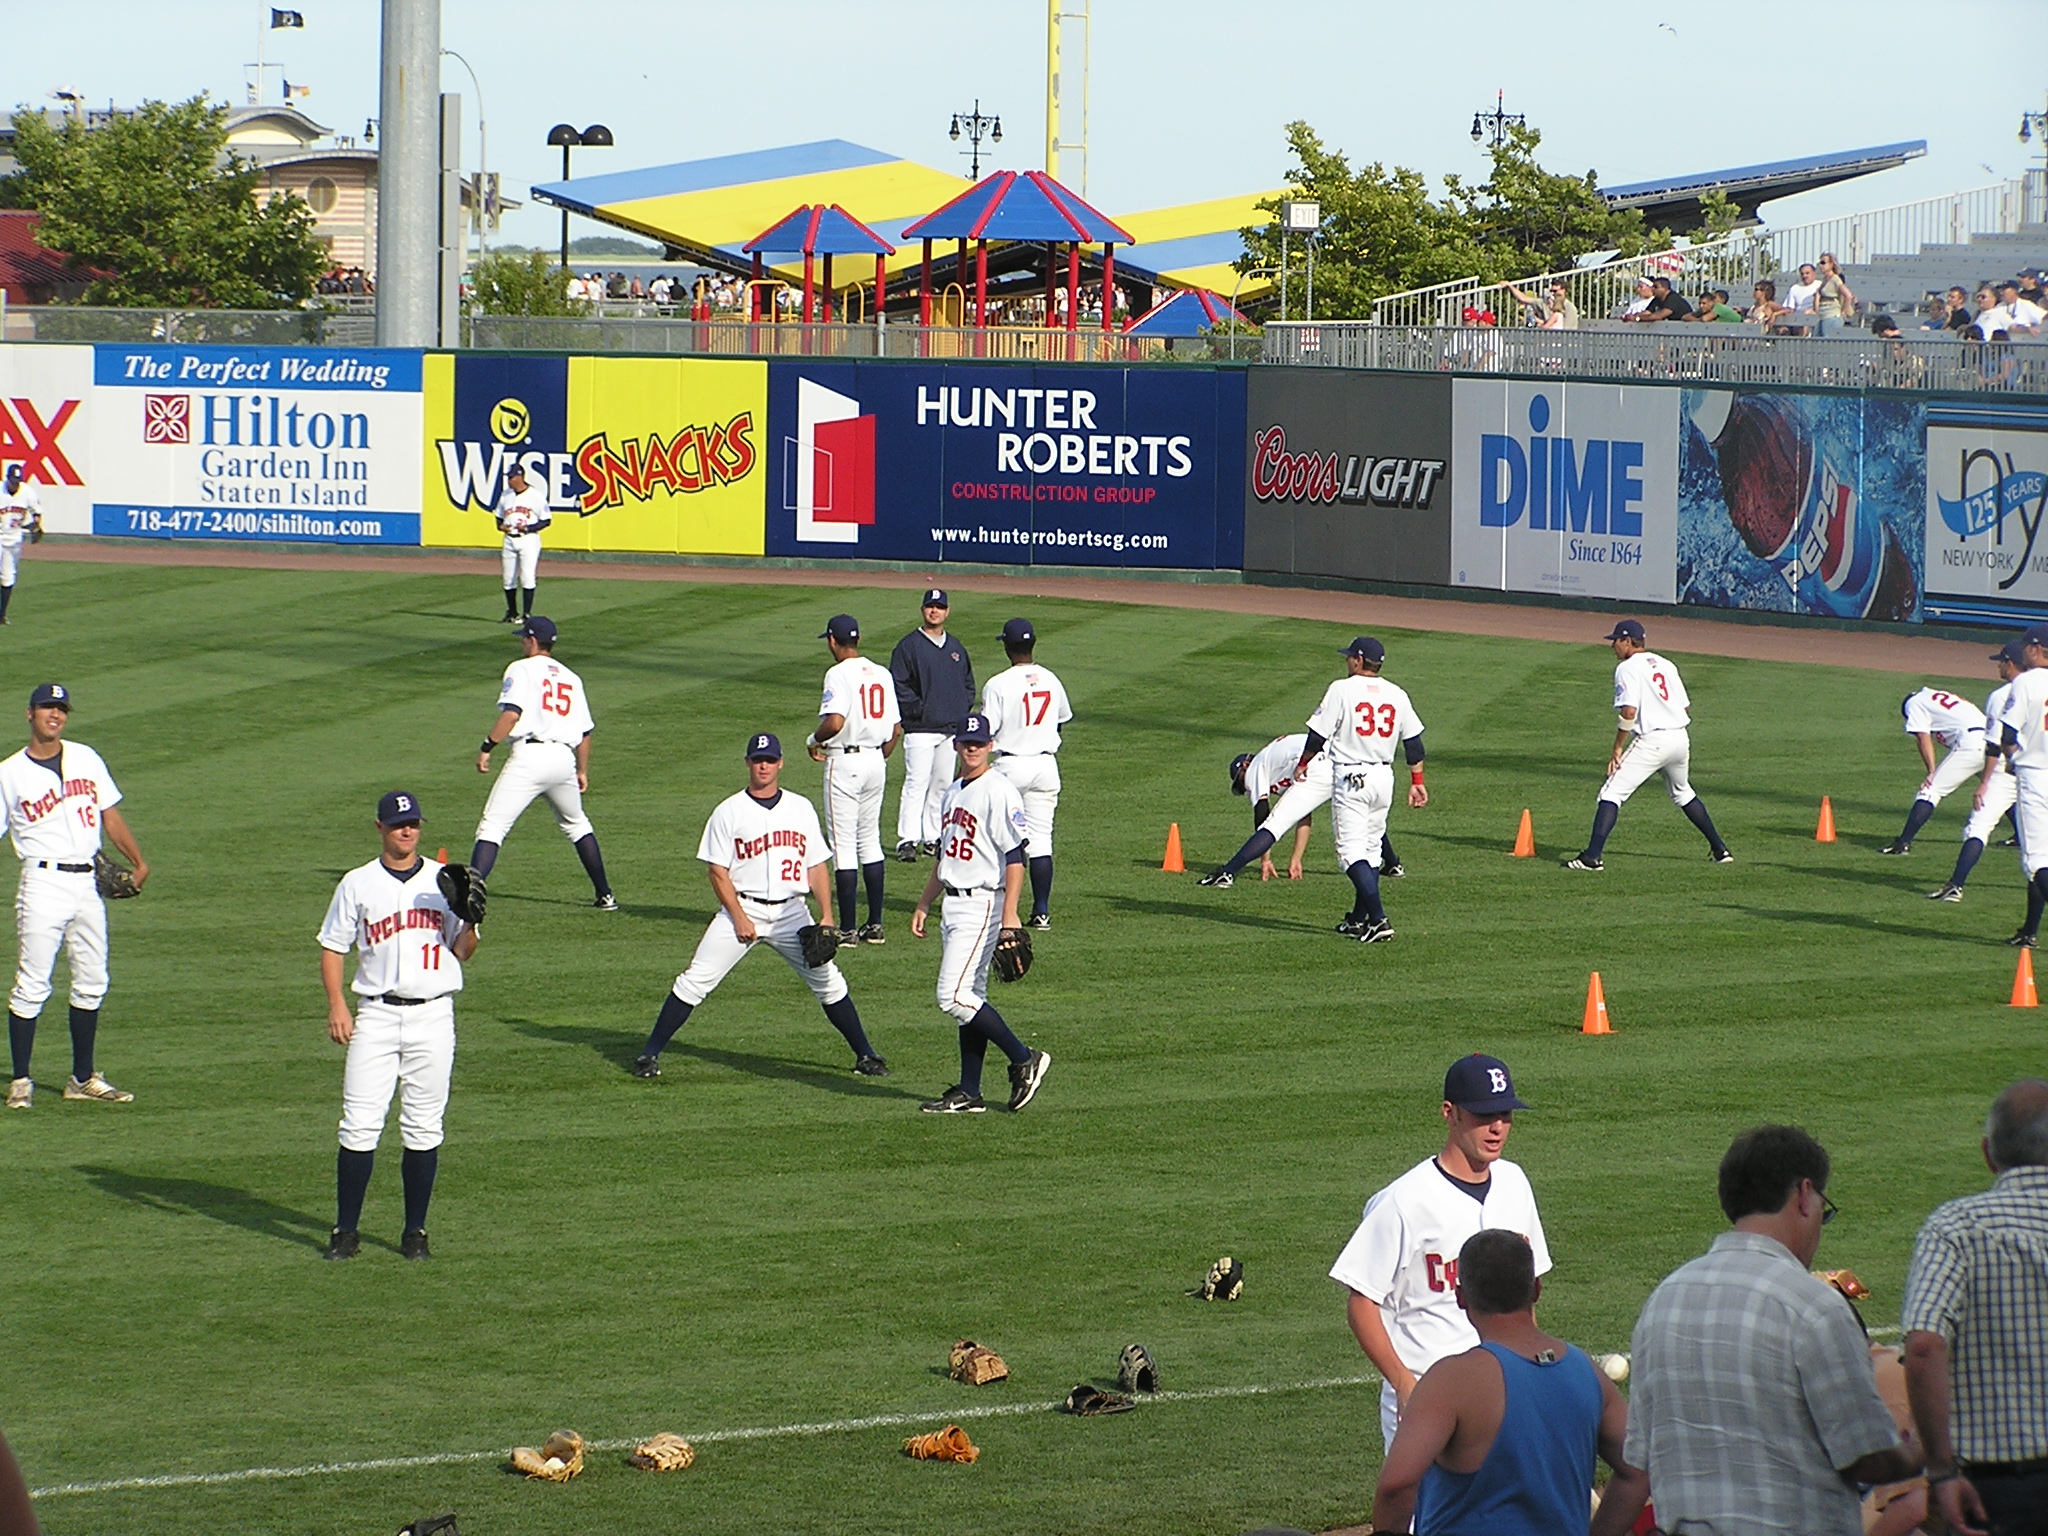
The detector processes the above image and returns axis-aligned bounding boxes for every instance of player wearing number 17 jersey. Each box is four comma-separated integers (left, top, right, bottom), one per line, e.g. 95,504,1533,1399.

981,618,1072,930
808,615,901,944
1565,621,1731,871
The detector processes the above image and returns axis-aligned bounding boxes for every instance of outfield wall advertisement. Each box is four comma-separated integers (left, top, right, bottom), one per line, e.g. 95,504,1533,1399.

1920,399,2048,626
0,345,92,535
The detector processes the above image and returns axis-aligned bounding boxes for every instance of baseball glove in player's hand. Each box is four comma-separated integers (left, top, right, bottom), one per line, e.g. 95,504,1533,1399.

798,923,840,968
992,926,1032,982
93,852,141,900
437,863,487,925
28,521,42,545
627,1433,696,1472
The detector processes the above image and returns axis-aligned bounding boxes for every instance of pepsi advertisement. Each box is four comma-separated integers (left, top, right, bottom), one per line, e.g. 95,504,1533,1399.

763,361,1246,568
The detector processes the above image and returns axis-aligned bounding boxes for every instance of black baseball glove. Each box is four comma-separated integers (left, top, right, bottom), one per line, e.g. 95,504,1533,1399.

93,852,141,900
1201,1255,1245,1302
798,923,840,968
436,862,487,925
992,926,1032,983
1116,1343,1159,1394
28,520,43,545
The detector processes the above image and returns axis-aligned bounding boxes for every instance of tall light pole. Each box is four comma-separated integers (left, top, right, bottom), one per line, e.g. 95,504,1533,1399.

1470,90,1526,149
2021,94,2048,221
375,0,440,349
441,48,486,261
546,122,613,271
949,102,1002,182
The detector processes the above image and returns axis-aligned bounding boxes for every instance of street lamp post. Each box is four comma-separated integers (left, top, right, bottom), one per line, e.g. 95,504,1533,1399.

949,102,1002,182
441,49,486,262
1469,90,1526,149
546,122,613,271
1229,266,1281,361
2021,94,2048,222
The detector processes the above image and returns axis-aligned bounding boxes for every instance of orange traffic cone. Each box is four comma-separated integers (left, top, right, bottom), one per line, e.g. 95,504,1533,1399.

2013,949,2038,1008
1511,809,1535,858
1161,823,1185,873
437,847,449,863
1581,972,1612,1034
1815,797,1836,843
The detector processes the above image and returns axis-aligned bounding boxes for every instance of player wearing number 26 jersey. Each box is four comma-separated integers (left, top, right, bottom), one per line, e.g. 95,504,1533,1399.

469,617,615,910
981,617,1072,931
809,615,901,944
1566,621,1731,872
1881,686,1987,856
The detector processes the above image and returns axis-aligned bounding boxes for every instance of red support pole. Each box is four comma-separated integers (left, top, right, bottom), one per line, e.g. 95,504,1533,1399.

956,238,968,305
823,253,834,323
750,253,764,321
875,252,886,330
1066,242,1080,334
1044,242,1056,326
1101,244,1115,333
919,238,933,326
802,252,815,324
974,241,988,328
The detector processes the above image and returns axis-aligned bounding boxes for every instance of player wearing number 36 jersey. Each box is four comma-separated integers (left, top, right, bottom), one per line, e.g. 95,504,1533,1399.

809,615,900,944
1566,621,1731,871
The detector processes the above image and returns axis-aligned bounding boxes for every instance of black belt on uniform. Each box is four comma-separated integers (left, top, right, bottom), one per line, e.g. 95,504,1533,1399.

33,861,92,873
375,993,436,1007
827,744,869,753
515,736,564,746
1965,1456,2048,1478
746,893,798,904
944,885,994,897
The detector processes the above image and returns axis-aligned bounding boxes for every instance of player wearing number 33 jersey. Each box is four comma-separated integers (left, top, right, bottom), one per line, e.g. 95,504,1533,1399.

1566,620,1731,872
469,616,615,910
809,615,901,944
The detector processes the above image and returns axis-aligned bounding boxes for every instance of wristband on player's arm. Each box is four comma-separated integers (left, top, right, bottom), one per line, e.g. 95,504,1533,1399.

480,738,497,754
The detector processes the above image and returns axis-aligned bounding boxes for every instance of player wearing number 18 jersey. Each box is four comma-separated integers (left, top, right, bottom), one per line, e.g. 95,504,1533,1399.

1565,621,1731,871
808,615,901,944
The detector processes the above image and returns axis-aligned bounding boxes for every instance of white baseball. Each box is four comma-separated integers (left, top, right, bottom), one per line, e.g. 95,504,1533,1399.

1598,1352,1630,1383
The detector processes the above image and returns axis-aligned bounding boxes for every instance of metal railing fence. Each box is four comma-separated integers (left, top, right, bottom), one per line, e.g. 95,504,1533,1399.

0,305,374,346
462,315,1233,362
1264,320,2048,396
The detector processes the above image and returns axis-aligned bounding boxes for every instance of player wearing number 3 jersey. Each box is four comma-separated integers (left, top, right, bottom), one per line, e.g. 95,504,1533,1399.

470,616,615,910
1566,621,1732,872
809,615,900,944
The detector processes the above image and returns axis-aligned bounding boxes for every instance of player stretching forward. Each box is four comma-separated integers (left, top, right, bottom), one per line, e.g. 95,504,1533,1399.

1930,642,2023,904
910,713,1051,1113
470,617,615,910
0,463,43,625
494,463,549,624
1981,626,2048,949
317,792,479,1260
1880,685,1986,856
1201,734,1408,887
1297,637,1427,942
3,683,149,1108
808,615,900,943
632,733,887,1081
1565,620,1732,871
981,618,1071,930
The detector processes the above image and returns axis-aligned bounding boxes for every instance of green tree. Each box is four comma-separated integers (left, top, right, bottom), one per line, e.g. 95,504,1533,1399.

466,250,592,317
1442,123,1664,276
9,96,326,308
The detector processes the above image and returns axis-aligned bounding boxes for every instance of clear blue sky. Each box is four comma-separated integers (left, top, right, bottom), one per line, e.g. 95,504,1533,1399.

9,0,2046,250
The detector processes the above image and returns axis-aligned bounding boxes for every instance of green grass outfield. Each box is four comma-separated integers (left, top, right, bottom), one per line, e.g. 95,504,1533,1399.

1,559,2031,1536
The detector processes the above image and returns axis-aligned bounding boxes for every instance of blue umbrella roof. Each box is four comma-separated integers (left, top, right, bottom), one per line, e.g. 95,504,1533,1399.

742,203,896,257
901,170,1133,245
1125,288,1249,336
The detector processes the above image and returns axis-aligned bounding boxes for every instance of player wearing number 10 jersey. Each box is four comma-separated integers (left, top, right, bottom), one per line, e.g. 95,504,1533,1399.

1566,620,1731,871
809,615,901,944
470,617,615,910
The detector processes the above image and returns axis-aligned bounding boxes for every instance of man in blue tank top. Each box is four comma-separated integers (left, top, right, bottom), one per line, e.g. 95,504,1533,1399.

1370,1230,1647,1536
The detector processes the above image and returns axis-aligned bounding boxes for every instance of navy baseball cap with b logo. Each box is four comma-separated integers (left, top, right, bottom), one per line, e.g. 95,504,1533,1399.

955,713,994,744
1341,636,1385,663
820,614,859,643
517,615,557,645
1993,639,2026,663
2022,624,2048,651
1000,618,1035,646
745,732,783,760
377,790,423,826
1445,1053,1529,1112
28,683,69,710
1604,619,1647,643
922,588,949,608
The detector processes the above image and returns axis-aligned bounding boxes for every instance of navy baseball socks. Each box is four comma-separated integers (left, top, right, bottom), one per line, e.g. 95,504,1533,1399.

501,587,518,621
329,1147,436,1254
636,991,878,1071
522,584,536,618
469,840,499,880
1681,798,1732,858
1950,838,1988,890
7,1006,100,1081
1344,861,1386,927
573,833,613,903
835,868,859,932
1888,797,1938,852
1028,856,1053,921
955,1004,1029,1098
0,583,14,622
1575,798,1728,865
862,860,886,928
1213,828,1276,881
335,1147,375,1233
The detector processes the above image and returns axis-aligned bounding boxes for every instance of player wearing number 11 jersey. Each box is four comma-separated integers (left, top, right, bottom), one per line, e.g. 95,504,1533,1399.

1566,621,1731,871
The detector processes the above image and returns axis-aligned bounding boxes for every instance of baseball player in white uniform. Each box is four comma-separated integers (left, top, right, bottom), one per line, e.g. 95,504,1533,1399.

631,733,888,1081
317,791,479,1261
1331,1053,1551,1450
1931,642,2024,904
808,615,900,943
0,463,43,626
981,618,1071,930
910,713,1052,1114
1881,686,1988,856
470,616,615,910
1298,637,1428,942
1982,625,2048,948
495,463,549,624
3,683,149,1110
1201,733,1410,888
1566,620,1732,871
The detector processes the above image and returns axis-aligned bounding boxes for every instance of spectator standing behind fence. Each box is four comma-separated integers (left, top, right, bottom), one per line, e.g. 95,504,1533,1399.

1814,253,1857,336
1781,263,1822,333
1626,1125,1922,1536
1508,281,1579,329
1901,1079,2048,1536
1368,1229,1648,1536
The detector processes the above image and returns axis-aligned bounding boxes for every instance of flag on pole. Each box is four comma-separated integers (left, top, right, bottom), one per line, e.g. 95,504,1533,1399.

284,81,311,99
271,8,305,27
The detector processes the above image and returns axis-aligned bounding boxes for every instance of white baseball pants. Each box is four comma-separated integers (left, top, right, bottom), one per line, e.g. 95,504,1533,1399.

0,538,22,587
11,865,108,1016
475,740,592,845
1331,765,1393,870
1965,768,2019,844
672,895,848,1007
823,749,886,868
896,732,954,845
1261,759,1334,842
339,995,455,1152
501,532,540,589
2015,768,2048,878
1920,739,1987,805
936,885,1004,1024
1600,729,1697,808
994,753,1061,858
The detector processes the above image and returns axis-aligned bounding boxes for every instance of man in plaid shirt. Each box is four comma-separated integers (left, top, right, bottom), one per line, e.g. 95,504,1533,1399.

1904,1079,2048,1536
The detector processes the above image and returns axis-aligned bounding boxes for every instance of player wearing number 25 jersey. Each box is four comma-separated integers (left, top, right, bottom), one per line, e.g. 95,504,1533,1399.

470,616,615,910
1881,686,1987,857
1566,621,1731,872
809,615,901,944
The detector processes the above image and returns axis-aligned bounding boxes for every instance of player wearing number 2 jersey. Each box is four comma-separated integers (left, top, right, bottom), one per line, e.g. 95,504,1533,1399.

809,615,901,944
470,617,615,910
1880,686,1987,856
1565,621,1731,872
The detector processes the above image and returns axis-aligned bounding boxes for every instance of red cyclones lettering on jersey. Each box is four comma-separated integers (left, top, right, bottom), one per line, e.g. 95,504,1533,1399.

1424,1253,1460,1292
731,827,808,862
17,777,101,824
942,805,980,840
360,905,447,945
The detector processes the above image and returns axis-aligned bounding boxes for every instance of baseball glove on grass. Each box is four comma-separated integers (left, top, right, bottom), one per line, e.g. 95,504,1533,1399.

436,862,486,925
903,1425,979,1462
1116,1343,1159,1394
1200,1256,1245,1302
992,926,1032,982
1063,1384,1135,1416
948,1340,1009,1385
93,852,141,900
510,1430,583,1481
797,923,840,967
628,1432,696,1472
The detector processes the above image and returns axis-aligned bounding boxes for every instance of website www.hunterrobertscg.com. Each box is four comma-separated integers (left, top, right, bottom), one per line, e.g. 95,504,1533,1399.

931,526,1169,553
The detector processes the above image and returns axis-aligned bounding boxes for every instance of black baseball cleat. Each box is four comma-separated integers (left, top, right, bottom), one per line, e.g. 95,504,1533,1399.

1380,861,1406,879
1563,856,1604,872
1878,841,1911,856
500,612,521,624
1710,848,1735,864
1028,912,1051,931
853,1054,891,1077
920,1085,985,1114
1357,919,1395,944
918,841,938,857
857,922,886,944
2000,835,2020,848
1197,870,1234,888
895,841,920,863
2009,930,2039,949
323,1228,361,1261
1334,918,1369,937
400,1228,431,1261
631,1054,662,1078
1007,1049,1052,1112
593,893,619,911
1928,884,1964,902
